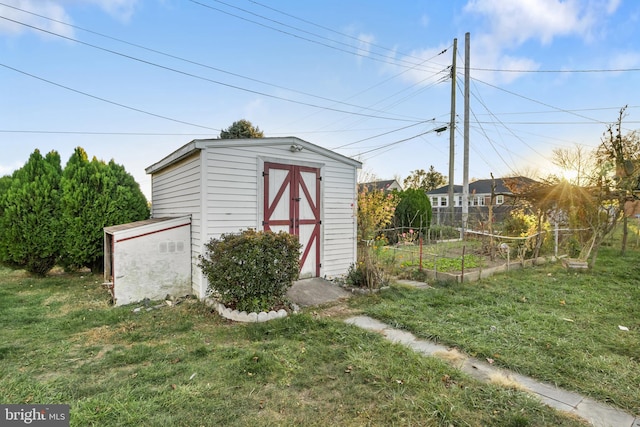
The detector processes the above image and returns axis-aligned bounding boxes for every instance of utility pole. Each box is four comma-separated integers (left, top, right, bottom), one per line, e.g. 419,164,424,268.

448,38,457,226
462,32,470,238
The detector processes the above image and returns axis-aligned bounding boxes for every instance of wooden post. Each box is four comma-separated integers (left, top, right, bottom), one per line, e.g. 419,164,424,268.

461,245,466,282
419,237,423,272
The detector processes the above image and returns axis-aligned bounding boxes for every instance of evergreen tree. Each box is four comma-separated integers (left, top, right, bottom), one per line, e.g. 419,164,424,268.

103,159,149,228
393,188,432,232
0,149,62,275
219,119,264,139
60,148,149,272
0,175,12,218
60,148,101,271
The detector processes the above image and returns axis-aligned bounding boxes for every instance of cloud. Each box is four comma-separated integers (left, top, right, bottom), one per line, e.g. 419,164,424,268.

420,14,429,28
469,33,541,84
0,1,75,37
457,0,622,84
609,51,640,70
0,0,139,38
395,45,452,86
356,33,375,58
463,0,620,47
84,0,139,22
0,161,23,177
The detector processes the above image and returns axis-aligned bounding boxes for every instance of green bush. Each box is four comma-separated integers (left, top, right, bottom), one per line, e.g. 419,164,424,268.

0,150,62,275
198,229,301,313
427,225,459,241
60,148,149,272
345,260,387,289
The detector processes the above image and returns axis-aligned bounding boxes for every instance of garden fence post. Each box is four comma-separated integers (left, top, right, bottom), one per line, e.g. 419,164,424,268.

419,237,423,272
555,222,559,259
461,245,466,282
433,254,437,278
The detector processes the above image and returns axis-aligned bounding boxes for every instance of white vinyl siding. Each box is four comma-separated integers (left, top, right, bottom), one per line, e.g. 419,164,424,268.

320,162,357,278
200,144,357,280
150,152,202,294
149,138,360,298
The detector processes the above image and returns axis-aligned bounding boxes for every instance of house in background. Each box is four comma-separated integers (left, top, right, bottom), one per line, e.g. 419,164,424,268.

426,177,535,227
358,179,403,193
142,137,362,300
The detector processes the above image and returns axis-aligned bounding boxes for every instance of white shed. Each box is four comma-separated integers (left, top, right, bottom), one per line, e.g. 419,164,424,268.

145,137,362,299
104,216,191,306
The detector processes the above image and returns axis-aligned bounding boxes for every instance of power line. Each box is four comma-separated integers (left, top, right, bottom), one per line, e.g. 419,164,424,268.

0,63,221,131
471,67,640,73
464,78,547,160
278,49,450,133
0,15,420,123
356,126,442,157
332,119,436,150
454,126,501,175
470,76,609,125
247,0,433,65
190,0,444,72
0,130,216,136
468,105,640,116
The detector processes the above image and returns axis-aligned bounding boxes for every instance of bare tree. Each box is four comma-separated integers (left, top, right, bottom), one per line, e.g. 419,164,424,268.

552,144,595,187
595,106,640,255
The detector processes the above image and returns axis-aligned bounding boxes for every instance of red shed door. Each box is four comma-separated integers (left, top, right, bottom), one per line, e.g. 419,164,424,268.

264,162,321,278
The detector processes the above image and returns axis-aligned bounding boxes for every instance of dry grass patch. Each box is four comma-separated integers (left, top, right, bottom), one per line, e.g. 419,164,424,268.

433,348,467,368
488,371,527,391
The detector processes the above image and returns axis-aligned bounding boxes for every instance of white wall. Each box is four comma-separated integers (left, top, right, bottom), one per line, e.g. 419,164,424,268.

112,223,191,306
201,143,357,282
150,152,202,295
149,139,359,299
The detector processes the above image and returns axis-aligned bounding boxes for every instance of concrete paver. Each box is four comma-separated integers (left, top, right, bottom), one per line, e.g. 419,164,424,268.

287,281,638,427
287,277,350,307
345,315,638,427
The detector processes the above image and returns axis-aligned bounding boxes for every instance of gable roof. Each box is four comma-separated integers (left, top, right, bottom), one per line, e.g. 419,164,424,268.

358,179,402,192
426,176,536,195
146,137,362,175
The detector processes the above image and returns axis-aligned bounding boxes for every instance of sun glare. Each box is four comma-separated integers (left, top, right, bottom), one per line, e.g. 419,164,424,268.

560,168,579,183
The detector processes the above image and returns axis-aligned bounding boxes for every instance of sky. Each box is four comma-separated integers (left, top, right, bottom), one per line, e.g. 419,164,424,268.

1,0,640,200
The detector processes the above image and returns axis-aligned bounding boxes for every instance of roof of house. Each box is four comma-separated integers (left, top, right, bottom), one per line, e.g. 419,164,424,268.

358,179,402,192
426,176,536,195
146,137,362,175
104,216,190,234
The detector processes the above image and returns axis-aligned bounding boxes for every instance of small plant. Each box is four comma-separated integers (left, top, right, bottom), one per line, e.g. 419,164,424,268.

345,257,388,290
198,229,301,313
427,225,459,241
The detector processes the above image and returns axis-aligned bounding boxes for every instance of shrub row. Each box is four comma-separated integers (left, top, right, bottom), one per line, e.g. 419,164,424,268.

0,147,149,275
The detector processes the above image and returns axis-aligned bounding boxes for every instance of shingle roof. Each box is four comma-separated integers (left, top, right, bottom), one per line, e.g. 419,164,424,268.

358,180,402,192
426,176,536,195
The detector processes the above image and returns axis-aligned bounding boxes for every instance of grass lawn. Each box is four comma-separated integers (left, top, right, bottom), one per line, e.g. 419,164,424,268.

0,267,588,426
354,244,640,417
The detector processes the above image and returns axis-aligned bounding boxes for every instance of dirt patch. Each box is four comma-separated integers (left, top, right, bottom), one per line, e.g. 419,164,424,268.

311,300,361,320
75,325,118,346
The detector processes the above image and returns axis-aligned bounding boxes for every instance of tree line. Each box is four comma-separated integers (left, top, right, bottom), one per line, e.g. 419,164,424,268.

0,147,149,276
